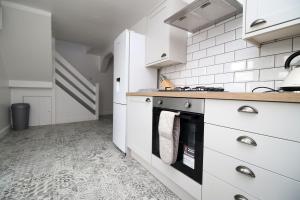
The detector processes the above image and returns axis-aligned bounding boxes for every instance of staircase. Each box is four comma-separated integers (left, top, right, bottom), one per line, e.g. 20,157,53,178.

54,51,99,123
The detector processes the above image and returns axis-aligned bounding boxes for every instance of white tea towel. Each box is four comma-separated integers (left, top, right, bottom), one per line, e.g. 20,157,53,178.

158,111,180,165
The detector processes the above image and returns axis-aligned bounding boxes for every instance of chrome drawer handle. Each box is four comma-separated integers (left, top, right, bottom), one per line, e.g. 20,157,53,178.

234,194,248,200
236,166,256,178
250,19,267,27
237,136,257,147
145,98,151,103
237,105,258,114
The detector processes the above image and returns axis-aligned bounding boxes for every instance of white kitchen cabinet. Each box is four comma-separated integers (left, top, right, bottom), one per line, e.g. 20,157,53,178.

23,96,52,126
146,0,187,68
243,0,300,44
127,96,153,163
202,172,258,200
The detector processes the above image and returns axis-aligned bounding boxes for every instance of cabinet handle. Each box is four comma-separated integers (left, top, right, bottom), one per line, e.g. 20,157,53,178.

237,105,258,114
236,166,256,178
236,136,257,147
234,194,248,200
161,53,167,58
145,98,151,103
250,19,267,28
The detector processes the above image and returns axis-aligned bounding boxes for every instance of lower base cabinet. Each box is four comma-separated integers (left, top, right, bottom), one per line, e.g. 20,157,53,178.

202,172,258,200
127,96,153,163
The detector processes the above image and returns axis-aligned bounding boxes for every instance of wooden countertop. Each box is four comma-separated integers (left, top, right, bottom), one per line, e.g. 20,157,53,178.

127,92,300,103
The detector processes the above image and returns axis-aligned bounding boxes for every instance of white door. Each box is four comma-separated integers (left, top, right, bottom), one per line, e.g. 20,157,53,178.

245,0,300,33
113,30,129,104
146,1,169,65
23,96,52,126
113,103,127,153
127,96,152,163
39,97,52,126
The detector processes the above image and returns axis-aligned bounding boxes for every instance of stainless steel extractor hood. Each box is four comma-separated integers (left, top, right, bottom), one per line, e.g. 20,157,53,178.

164,0,243,33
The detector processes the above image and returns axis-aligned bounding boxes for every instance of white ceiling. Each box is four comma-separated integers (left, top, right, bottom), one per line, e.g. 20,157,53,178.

5,0,161,52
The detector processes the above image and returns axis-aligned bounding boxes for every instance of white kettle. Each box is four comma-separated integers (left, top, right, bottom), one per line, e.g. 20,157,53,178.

280,51,300,91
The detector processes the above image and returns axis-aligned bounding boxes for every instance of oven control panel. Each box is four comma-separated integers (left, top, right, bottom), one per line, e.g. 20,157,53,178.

153,97,205,114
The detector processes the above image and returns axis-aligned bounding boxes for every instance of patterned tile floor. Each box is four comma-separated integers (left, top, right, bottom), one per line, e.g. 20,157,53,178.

0,117,180,200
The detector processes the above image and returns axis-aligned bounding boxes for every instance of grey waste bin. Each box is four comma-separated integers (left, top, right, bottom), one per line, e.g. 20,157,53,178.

11,103,30,130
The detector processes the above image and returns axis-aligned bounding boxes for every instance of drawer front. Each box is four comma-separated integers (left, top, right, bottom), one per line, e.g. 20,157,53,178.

204,148,300,200
205,99,300,142
204,124,300,181
203,172,258,200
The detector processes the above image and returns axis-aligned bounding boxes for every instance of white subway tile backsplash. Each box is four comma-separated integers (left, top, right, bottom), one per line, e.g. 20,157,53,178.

207,44,224,56
200,38,215,50
215,52,234,64
260,67,289,81
206,64,224,75
181,70,192,78
225,39,247,52
186,77,199,86
192,50,206,60
186,60,198,69
208,24,224,38
193,32,207,44
293,37,300,51
224,83,246,92
225,17,242,32
224,61,246,72
192,67,206,76
187,43,200,53
235,47,259,60
199,75,214,85
261,39,292,56
173,78,185,86
247,56,274,70
199,56,214,67
160,15,297,92
216,31,236,45
235,70,259,82
187,53,193,61
235,28,242,39
215,73,234,83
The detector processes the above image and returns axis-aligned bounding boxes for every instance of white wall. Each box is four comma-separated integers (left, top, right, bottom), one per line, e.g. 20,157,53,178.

0,2,52,82
0,40,11,135
160,15,300,92
56,40,113,116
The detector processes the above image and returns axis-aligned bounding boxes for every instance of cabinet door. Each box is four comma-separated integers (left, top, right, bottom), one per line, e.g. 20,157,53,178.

127,96,153,163
246,0,300,33
23,96,52,126
146,1,169,65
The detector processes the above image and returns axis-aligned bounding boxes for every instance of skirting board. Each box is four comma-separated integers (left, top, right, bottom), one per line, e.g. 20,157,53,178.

129,150,197,200
0,125,10,140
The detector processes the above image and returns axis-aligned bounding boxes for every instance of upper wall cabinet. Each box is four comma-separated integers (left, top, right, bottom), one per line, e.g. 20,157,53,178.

243,0,300,44
146,0,187,68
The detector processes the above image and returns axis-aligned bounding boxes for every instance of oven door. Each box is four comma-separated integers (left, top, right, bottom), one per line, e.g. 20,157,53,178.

152,107,204,184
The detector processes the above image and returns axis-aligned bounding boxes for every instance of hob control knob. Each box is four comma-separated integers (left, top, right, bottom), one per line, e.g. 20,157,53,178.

184,102,191,108
157,100,163,105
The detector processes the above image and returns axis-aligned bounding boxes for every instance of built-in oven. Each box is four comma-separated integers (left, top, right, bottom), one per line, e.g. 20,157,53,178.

152,97,204,184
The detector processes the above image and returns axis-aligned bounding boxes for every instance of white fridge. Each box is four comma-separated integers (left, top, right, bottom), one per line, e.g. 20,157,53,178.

113,29,157,153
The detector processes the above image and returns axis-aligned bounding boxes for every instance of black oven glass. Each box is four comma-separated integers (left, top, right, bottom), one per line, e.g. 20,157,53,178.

152,107,204,184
